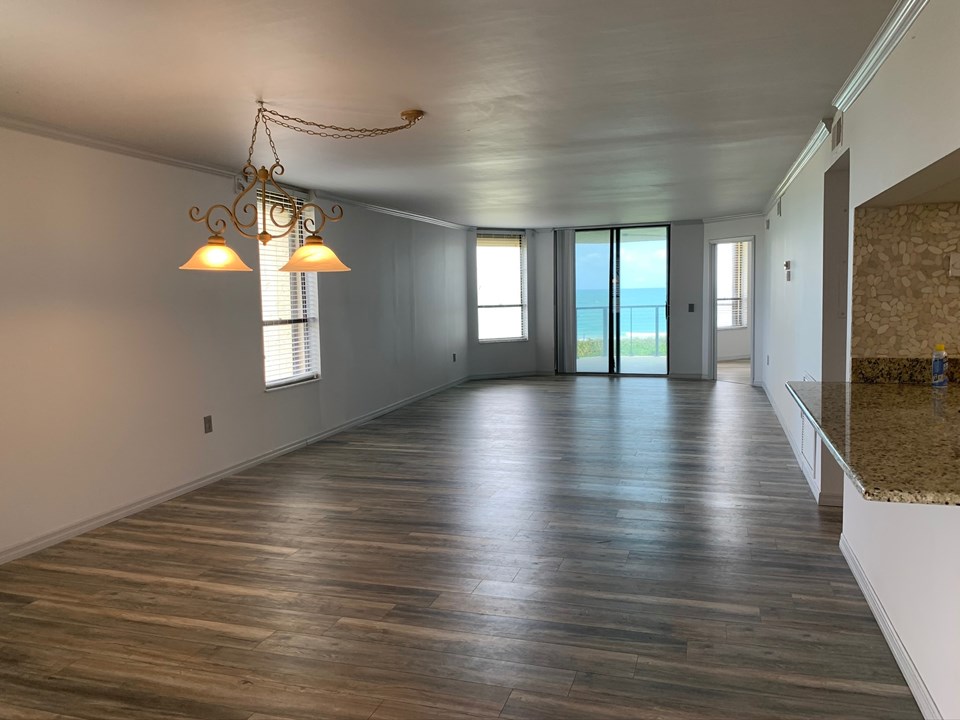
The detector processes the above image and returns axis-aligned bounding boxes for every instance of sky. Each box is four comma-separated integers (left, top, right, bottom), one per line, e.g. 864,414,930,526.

575,230,668,290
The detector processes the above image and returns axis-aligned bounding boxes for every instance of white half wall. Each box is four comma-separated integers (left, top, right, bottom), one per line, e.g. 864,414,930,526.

0,126,469,559
842,476,959,720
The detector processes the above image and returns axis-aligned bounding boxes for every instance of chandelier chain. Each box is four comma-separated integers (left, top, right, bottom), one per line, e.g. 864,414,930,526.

262,116,281,164
245,107,261,165
261,107,423,140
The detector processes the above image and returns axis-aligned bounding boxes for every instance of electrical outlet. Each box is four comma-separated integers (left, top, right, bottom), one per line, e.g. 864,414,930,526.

452,353,457,362
949,253,960,278
203,415,213,434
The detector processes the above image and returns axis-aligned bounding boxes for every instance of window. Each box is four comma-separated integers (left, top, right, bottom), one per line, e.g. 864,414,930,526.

258,189,320,388
716,241,749,329
477,232,527,341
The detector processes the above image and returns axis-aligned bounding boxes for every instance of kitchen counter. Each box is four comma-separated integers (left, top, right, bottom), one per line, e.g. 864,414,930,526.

786,381,960,505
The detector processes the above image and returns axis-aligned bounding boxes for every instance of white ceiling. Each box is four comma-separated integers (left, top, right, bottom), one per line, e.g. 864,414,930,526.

0,0,895,228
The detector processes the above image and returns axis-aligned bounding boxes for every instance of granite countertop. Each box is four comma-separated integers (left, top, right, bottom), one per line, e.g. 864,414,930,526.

786,381,960,505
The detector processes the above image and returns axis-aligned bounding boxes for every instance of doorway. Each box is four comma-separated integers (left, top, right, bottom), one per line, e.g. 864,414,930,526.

710,237,754,384
574,226,669,374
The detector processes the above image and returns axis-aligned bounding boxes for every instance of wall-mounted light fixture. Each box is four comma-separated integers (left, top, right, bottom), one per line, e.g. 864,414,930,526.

181,102,424,273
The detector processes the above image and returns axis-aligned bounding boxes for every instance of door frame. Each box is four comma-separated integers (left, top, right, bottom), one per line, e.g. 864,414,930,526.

706,235,756,383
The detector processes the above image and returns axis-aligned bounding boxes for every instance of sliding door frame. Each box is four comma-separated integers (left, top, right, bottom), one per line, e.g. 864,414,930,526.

575,224,671,376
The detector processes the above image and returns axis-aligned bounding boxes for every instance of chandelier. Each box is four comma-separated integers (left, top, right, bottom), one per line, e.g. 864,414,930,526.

180,102,424,273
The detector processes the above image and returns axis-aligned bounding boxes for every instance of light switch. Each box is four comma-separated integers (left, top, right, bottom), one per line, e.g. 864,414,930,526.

949,253,960,278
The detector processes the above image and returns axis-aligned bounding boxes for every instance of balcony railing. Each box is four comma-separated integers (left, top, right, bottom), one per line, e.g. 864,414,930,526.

576,304,666,359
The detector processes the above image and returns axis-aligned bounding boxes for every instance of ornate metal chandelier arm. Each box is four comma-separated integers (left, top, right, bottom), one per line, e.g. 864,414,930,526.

261,108,424,140
301,202,344,236
230,163,266,238
189,203,259,240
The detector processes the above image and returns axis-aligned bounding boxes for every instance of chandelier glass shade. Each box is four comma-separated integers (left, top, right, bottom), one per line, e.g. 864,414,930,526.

181,103,423,273
281,236,351,272
180,236,253,271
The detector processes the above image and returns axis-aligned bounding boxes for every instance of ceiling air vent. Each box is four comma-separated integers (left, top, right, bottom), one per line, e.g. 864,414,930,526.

830,110,844,152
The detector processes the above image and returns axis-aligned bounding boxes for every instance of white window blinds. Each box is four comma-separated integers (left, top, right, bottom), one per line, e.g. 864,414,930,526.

477,232,527,341
258,190,320,388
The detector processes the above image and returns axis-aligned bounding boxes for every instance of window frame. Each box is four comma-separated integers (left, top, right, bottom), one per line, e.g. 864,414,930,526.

257,187,322,391
476,230,529,343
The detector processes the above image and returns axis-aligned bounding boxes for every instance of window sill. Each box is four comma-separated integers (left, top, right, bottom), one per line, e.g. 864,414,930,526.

265,375,320,393
479,337,529,345
717,326,749,332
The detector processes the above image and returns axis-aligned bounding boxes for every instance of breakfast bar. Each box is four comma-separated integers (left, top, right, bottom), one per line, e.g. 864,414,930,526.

786,381,960,720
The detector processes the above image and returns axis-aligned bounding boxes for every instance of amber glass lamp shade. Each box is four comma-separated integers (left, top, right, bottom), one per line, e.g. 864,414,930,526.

280,236,351,272
180,236,252,272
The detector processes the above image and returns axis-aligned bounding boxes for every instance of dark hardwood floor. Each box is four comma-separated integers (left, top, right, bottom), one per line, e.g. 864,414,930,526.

0,377,920,719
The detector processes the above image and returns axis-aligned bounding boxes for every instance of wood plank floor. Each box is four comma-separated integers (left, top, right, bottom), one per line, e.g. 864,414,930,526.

716,359,752,385
0,377,920,719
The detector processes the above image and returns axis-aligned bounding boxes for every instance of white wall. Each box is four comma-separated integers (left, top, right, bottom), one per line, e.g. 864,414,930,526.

464,221,712,380
669,221,705,378
467,229,534,378
0,126,469,559
717,328,750,361
484,223,709,379
758,142,829,446
756,2,960,715
532,229,556,374
466,228,556,378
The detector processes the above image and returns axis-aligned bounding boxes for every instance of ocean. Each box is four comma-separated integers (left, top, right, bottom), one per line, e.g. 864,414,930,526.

577,287,667,338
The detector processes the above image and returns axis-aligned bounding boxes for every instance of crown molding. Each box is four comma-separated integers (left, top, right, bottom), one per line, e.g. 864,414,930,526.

833,0,929,112
765,124,830,214
701,212,765,224
554,220,682,231
765,0,928,213
311,191,471,230
0,113,236,179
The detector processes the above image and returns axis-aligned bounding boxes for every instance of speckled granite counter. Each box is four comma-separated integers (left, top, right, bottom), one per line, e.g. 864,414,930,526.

786,381,960,505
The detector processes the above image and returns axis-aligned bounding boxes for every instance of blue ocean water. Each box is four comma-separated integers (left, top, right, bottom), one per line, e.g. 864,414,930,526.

577,288,667,338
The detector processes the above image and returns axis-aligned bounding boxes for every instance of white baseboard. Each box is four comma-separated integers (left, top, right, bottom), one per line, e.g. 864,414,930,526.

467,371,545,380
839,534,942,720
0,376,467,567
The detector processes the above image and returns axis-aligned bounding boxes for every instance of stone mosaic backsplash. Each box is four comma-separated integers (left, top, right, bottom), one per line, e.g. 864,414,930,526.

851,202,960,359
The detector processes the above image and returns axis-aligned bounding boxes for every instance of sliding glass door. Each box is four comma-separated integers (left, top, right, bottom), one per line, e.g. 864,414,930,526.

574,226,669,374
